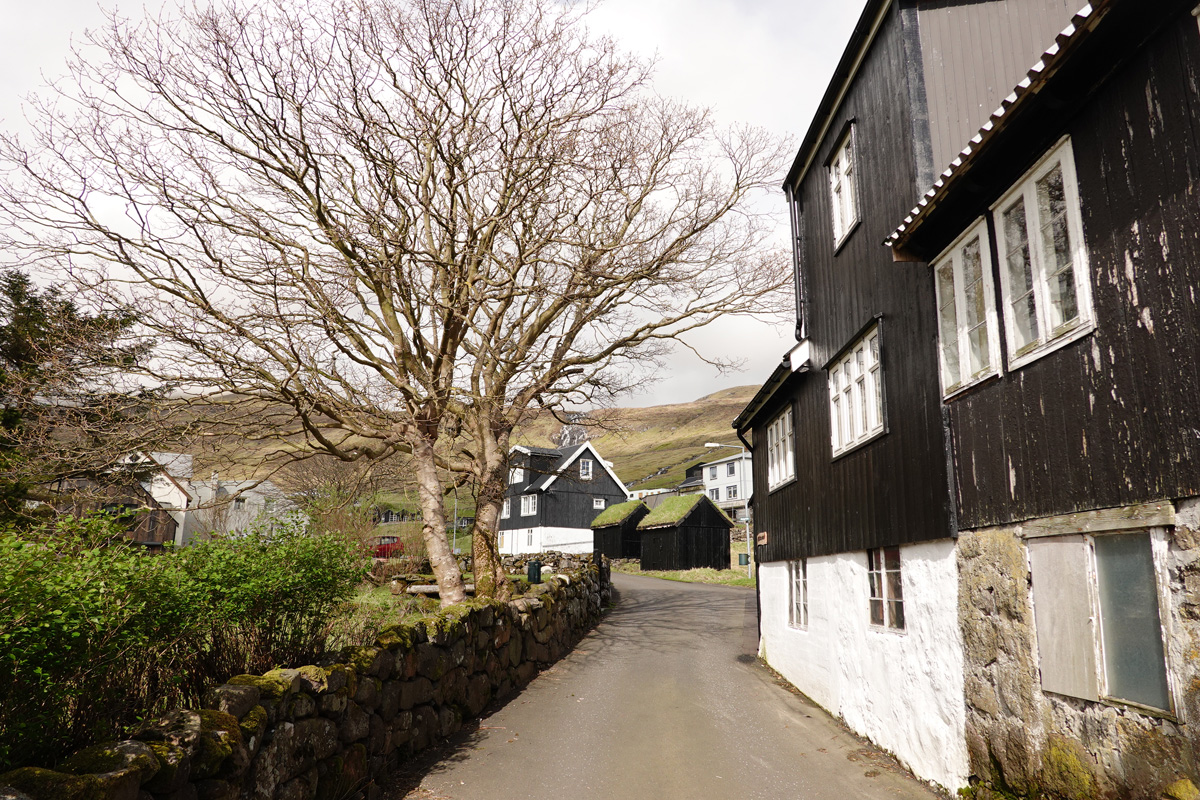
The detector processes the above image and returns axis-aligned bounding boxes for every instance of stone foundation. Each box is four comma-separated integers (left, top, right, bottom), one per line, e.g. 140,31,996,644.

958,503,1200,800
0,562,608,800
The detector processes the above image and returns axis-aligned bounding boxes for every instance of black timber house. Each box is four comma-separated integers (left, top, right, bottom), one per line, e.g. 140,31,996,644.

498,443,629,555
733,0,1112,791
590,499,649,560
885,0,1200,795
636,494,732,572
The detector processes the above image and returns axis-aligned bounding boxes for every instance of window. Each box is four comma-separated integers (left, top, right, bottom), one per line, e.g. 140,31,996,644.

829,127,858,245
766,407,795,489
499,531,505,547
867,547,904,630
526,530,533,546
520,494,537,516
726,485,738,501
509,466,524,485
933,220,1001,394
709,466,718,480
993,137,1092,368
829,325,884,456
501,498,510,519
709,488,720,501
727,462,736,477
579,459,593,481
593,498,605,510
1029,531,1171,711
789,559,808,628
233,497,246,510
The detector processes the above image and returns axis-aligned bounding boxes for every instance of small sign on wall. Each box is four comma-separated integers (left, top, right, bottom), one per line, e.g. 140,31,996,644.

756,530,768,546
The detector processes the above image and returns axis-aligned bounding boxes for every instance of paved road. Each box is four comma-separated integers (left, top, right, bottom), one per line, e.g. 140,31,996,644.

384,573,943,800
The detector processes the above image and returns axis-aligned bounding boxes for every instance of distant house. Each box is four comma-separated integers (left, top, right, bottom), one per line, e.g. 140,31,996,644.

676,463,705,495
184,477,291,540
699,451,752,525
497,443,629,555
637,494,731,571
590,499,649,560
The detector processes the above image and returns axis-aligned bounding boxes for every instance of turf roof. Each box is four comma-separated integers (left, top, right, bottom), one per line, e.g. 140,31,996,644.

590,499,646,527
638,494,705,528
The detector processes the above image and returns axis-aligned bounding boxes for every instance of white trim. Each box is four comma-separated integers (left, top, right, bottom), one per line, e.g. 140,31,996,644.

932,218,1002,396
766,406,795,490
520,494,537,516
524,442,630,499
991,136,1094,371
829,325,884,456
830,126,860,247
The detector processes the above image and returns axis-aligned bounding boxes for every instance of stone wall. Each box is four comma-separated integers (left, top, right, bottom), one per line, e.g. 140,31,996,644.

958,508,1200,800
0,562,608,800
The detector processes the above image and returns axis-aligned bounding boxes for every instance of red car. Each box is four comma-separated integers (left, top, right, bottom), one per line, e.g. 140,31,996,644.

372,535,404,559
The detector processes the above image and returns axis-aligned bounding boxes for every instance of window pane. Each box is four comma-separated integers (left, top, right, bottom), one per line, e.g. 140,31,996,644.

1004,198,1040,348
936,262,960,385
889,600,905,630
961,238,991,375
1094,534,1171,711
1038,165,1079,329
870,598,885,627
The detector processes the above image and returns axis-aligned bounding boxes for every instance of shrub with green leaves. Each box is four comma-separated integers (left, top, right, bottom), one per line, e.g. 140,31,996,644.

0,512,367,771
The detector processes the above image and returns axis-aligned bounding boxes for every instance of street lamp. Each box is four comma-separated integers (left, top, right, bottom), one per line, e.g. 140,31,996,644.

704,442,752,578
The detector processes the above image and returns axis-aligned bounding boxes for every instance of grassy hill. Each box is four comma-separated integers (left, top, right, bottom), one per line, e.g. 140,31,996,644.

513,385,757,490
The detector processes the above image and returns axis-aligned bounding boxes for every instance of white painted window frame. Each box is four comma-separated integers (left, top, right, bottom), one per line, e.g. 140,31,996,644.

501,498,511,519
509,466,524,485
867,547,904,631
766,406,795,491
709,488,720,501
932,219,1002,396
727,462,736,477
829,325,884,456
579,459,593,481
788,559,808,629
593,498,605,510
829,126,859,247
992,136,1094,371
726,485,738,501
520,494,537,516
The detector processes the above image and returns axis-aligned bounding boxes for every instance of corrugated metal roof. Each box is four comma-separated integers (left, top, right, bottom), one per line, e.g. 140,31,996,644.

885,2,1103,251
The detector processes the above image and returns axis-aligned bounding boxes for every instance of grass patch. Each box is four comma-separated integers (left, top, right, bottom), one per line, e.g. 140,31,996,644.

612,560,755,587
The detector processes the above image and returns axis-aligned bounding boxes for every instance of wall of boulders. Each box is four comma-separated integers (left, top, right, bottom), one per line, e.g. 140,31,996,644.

958,513,1200,800
0,559,608,800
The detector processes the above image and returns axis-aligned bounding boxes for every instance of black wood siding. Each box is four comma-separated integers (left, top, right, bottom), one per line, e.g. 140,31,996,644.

949,13,1200,528
640,504,732,571
499,449,627,531
747,4,954,564
593,508,648,559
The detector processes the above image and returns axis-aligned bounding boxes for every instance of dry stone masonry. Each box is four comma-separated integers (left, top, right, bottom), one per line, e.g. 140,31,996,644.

0,556,609,800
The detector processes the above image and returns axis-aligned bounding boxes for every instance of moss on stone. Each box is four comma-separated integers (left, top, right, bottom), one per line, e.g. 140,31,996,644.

227,673,292,702
191,710,243,781
375,623,420,652
239,705,267,742
1041,737,1095,799
0,767,103,800
1164,778,1200,800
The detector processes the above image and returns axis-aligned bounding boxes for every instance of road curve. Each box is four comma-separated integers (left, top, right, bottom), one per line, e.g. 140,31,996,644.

384,572,943,800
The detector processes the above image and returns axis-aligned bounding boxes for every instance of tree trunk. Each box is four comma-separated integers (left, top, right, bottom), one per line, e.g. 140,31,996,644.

471,492,510,601
412,439,467,607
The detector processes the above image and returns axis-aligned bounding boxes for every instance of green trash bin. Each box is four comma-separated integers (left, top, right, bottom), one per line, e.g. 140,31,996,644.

738,553,749,566
527,560,542,584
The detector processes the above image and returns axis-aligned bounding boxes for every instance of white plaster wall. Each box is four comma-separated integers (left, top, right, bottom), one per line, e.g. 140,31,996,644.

538,526,593,554
759,539,968,791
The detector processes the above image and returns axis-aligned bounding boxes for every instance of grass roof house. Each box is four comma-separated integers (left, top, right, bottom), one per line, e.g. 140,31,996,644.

637,494,732,571
590,499,649,559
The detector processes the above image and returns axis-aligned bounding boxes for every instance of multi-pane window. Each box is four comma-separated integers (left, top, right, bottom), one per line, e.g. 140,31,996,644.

933,220,1000,394
766,407,795,489
829,325,884,456
829,127,858,245
520,494,537,516
1029,530,1171,712
994,138,1092,367
709,465,718,480
526,530,533,546
593,498,605,510
501,499,511,519
579,459,593,481
726,485,738,500
709,488,720,501
867,547,904,630
727,462,736,477
509,466,524,485
789,559,808,628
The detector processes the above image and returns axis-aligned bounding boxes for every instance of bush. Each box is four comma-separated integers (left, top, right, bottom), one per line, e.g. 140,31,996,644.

0,512,367,771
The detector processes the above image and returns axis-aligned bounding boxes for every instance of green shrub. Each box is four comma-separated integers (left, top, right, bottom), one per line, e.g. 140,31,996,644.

0,512,367,771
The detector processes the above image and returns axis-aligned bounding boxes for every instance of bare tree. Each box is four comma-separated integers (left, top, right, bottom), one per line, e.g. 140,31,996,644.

0,0,790,603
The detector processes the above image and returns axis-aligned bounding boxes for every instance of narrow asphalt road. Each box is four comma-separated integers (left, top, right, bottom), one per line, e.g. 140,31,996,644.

383,573,944,800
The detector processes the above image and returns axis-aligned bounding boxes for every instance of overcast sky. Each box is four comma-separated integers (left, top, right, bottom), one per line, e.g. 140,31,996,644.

0,0,865,408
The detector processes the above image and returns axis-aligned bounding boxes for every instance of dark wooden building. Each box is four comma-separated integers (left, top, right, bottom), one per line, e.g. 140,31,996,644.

498,442,629,555
731,0,1096,790
590,499,648,559
886,1,1200,794
636,494,731,571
